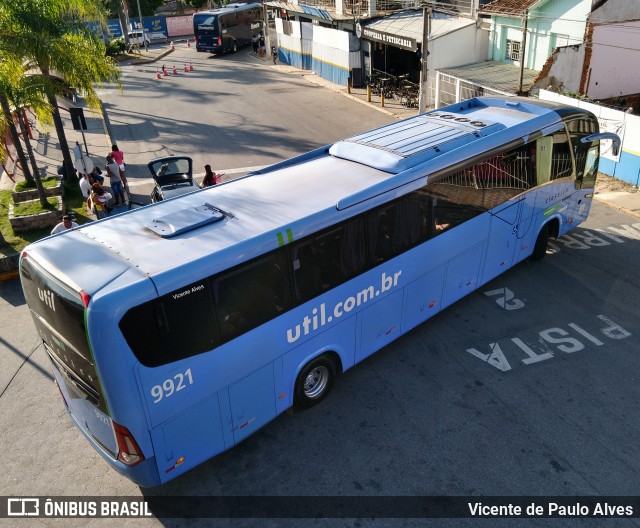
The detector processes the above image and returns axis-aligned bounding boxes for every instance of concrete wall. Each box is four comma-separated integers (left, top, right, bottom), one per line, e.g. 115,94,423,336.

585,21,640,99
429,25,489,71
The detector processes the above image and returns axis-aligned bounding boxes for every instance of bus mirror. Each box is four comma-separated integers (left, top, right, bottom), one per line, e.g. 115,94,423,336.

581,132,621,157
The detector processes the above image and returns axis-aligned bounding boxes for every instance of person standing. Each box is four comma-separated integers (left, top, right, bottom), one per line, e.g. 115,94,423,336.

258,32,265,57
201,164,224,187
106,154,126,205
110,143,128,190
252,34,259,54
271,45,277,65
51,215,79,235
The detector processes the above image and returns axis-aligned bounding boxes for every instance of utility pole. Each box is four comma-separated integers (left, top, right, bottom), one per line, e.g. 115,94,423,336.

517,9,529,95
418,4,431,113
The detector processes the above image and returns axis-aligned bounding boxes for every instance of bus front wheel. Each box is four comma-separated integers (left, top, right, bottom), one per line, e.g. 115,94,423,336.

531,224,549,260
294,355,336,408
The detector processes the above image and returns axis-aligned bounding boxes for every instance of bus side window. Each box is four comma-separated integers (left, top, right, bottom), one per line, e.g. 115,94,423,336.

550,129,574,180
213,251,292,342
567,118,599,185
119,280,219,367
536,136,553,185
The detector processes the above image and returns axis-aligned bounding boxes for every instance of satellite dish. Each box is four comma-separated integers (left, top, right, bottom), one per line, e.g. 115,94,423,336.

73,155,94,175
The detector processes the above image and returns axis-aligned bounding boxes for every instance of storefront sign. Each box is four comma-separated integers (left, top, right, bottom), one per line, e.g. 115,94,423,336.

361,27,417,52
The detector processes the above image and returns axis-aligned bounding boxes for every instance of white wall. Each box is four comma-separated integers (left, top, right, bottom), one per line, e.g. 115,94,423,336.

429,25,489,70
586,21,640,99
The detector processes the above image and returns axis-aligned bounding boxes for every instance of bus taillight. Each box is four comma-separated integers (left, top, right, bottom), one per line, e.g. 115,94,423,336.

217,36,221,46
80,290,91,308
113,421,145,466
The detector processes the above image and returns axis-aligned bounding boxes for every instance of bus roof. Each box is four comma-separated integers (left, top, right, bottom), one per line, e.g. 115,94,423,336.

195,2,261,15
25,97,591,296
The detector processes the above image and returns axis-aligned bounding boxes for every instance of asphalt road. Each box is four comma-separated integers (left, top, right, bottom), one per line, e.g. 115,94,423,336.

1,47,639,528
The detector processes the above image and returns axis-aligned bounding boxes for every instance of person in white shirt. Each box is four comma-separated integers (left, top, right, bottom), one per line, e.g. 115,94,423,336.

79,173,92,199
51,215,79,235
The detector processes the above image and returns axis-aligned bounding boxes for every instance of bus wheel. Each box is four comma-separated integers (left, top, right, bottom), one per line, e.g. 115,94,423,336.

531,224,549,260
294,355,336,408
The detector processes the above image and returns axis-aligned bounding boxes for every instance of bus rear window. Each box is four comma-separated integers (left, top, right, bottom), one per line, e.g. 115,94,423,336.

194,14,219,35
20,257,91,362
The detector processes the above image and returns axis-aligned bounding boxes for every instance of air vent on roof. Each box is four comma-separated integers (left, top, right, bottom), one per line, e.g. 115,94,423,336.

440,114,455,119
146,203,226,238
455,117,470,122
470,121,487,127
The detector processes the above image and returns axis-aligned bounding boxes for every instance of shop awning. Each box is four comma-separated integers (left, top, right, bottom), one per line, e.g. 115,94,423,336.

361,11,475,52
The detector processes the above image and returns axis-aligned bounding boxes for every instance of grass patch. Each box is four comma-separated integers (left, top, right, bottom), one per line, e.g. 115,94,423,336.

13,197,59,217
14,176,59,192
0,179,93,256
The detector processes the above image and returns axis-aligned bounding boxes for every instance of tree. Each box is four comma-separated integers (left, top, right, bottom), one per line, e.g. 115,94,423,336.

0,0,120,183
0,63,55,206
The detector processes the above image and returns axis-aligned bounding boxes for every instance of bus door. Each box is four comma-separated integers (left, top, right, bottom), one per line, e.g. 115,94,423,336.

482,197,524,284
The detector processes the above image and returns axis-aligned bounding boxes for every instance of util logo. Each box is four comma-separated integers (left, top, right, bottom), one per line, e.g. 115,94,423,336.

38,288,56,312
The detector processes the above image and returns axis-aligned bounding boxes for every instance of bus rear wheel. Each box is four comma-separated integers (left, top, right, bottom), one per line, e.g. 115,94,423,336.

531,224,549,260
294,355,336,408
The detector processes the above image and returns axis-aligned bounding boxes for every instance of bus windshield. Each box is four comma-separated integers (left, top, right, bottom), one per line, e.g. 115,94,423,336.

193,14,219,36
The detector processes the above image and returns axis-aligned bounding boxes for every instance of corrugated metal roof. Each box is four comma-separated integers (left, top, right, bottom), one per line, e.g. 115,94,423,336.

362,10,475,43
479,0,541,16
438,60,539,95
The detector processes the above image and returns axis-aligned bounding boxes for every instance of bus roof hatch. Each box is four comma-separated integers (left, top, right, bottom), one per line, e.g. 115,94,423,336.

145,203,225,238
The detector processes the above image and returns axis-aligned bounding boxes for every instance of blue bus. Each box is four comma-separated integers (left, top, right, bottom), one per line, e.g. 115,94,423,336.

193,3,262,54
19,97,619,487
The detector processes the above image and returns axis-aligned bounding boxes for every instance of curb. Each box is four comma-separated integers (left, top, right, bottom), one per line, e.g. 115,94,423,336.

594,196,640,219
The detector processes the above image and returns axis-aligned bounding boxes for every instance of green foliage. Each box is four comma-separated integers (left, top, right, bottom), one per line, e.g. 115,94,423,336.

185,0,208,9
14,177,59,192
106,37,126,56
0,190,50,255
13,197,59,217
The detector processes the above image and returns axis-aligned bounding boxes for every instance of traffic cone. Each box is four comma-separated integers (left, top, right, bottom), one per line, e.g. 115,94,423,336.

187,38,191,48
172,64,178,75
189,61,194,71
156,67,162,80
162,64,168,76
170,41,175,50
184,63,189,72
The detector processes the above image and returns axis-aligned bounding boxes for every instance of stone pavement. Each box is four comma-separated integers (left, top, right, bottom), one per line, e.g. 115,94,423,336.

1,44,638,281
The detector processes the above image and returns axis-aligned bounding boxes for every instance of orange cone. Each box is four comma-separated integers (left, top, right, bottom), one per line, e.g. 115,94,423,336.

162,64,168,76
187,38,191,48
184,63,189,72
170,41,175,50
156,67,162,80
172,64,178,74
189,61,194,71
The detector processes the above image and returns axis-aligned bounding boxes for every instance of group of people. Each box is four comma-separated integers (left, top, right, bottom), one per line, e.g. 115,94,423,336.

52,144,225,235
79,144,128,219
251,32,278,64
53,144,128,233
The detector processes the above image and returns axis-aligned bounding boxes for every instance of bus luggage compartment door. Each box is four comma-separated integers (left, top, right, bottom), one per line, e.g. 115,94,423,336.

356,289,403,363
150,394,225,483
228,363,277,444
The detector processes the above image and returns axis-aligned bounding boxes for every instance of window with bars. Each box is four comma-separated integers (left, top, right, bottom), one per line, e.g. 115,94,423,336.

505,39,521,61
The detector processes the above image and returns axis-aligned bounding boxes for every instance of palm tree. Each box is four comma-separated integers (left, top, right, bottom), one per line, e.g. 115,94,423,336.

0,59,54,206
0,59,36,186
0,0,120,183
